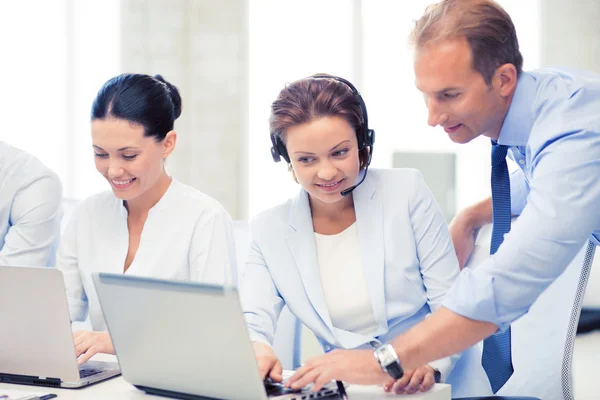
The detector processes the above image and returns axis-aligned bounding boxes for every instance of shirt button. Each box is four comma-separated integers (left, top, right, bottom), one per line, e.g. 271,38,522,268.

325,345,331,351
519,159,525,165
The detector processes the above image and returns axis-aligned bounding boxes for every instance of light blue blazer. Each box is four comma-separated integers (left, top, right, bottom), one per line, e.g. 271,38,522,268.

241,168,464,381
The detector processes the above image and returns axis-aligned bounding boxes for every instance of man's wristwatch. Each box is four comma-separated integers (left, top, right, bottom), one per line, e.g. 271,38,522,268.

373,344,404,379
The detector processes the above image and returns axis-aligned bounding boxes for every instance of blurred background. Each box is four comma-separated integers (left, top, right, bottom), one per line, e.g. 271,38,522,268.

0,0,554,221
1,0,600,396
3,0,597,222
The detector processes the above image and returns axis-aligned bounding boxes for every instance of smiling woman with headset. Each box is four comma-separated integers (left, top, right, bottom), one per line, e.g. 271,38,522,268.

241,74,464,395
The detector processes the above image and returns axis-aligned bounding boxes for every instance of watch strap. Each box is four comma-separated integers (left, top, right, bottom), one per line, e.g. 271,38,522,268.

386,359,404,379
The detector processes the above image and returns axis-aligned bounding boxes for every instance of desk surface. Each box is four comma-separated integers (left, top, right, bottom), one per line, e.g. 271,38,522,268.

0,355,451,400
0,377,451,400
0,376,450,400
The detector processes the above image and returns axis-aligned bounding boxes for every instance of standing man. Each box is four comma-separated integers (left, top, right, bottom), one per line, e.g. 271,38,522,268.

0,141,62,266
286,0,600,395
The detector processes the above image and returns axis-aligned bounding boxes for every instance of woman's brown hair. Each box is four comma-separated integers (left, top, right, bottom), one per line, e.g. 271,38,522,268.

269,74,370,169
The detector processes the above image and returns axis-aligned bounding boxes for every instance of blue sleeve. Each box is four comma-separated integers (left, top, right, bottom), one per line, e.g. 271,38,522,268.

510,168,529,216
443,124,600,330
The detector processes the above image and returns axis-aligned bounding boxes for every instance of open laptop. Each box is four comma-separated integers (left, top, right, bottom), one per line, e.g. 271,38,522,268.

92,273,340,400
0,266,120,388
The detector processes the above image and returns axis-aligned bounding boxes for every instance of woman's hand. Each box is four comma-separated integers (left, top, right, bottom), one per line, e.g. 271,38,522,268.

384,364,437,394
73,330,115,365
253,341,283,382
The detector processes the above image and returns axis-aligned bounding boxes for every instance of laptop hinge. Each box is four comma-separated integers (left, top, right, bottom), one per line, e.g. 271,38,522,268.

0,372,62,387
135,385,220,400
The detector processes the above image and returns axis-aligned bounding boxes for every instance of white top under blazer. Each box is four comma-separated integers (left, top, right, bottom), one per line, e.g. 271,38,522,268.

314,223,378,336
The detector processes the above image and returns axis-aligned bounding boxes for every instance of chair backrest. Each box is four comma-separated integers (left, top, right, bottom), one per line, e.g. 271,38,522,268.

60,197,80,234
581,244,600,308
46,197,81,267
461,220,595,400
233,220,302,369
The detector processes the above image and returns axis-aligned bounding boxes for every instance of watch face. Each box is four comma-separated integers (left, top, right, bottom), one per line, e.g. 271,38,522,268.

376,345,397,366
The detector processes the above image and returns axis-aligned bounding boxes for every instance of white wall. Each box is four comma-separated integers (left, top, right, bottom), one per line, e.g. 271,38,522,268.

541,0,600,73
2,0,541,220
120,0,248,219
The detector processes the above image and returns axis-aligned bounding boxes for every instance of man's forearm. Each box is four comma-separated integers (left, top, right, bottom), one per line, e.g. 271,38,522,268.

390,307,497,371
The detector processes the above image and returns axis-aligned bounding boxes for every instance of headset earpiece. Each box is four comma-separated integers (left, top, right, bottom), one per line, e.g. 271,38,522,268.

366,129,375,147
270,133,290,163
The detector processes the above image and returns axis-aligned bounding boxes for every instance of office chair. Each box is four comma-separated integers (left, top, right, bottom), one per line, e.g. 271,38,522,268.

578,308,600,333
452,220,596,400
578,250,600,333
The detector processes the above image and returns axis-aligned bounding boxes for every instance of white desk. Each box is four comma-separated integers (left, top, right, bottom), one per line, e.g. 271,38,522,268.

1,355,451,400
0,376,451,400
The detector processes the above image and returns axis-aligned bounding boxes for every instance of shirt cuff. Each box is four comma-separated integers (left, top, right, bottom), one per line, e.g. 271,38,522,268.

249,333,273,347
245,319,274,347
442,268,509,331
427,357,453,383
68,298,88,322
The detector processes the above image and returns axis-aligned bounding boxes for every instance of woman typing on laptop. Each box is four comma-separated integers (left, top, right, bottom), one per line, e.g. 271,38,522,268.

56,73,237,365
241,74,466,395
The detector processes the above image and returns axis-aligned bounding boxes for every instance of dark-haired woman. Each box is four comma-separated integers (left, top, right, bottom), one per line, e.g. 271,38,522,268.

57,73,237,364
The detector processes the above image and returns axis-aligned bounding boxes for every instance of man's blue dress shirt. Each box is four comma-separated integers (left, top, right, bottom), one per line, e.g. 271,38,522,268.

443,68,600,330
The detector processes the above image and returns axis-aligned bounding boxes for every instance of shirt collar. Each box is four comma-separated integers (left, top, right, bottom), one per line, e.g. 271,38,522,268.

497,71,537,147
118,177,176,217
149,177,176,214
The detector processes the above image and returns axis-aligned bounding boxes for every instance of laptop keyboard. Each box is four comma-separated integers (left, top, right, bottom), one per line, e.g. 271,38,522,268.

79,368,102,378
264,377,302,396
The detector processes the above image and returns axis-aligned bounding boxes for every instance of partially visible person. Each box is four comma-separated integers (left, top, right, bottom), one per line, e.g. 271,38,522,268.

0,141,62,267
57,73,237,365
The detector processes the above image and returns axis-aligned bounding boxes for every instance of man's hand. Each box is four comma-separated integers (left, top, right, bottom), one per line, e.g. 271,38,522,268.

450,198,493,269
253,342,283,382
286,349,390,392
385,364,437,394
449,214,476,269
73,330,115,365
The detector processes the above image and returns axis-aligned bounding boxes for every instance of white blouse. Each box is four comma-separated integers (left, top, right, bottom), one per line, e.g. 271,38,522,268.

57,179,237,330
314,223,377,336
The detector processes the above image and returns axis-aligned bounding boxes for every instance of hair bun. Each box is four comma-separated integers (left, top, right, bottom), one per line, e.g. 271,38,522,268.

154,74,182,120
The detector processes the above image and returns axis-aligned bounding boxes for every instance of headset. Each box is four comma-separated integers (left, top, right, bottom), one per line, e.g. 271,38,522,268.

269,74,375,196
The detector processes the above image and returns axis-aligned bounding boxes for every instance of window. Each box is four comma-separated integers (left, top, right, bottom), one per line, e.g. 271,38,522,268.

248,0,356,216
1,0,120,200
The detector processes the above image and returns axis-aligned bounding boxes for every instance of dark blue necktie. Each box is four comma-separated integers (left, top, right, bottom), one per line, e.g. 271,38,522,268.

482,143,514,393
